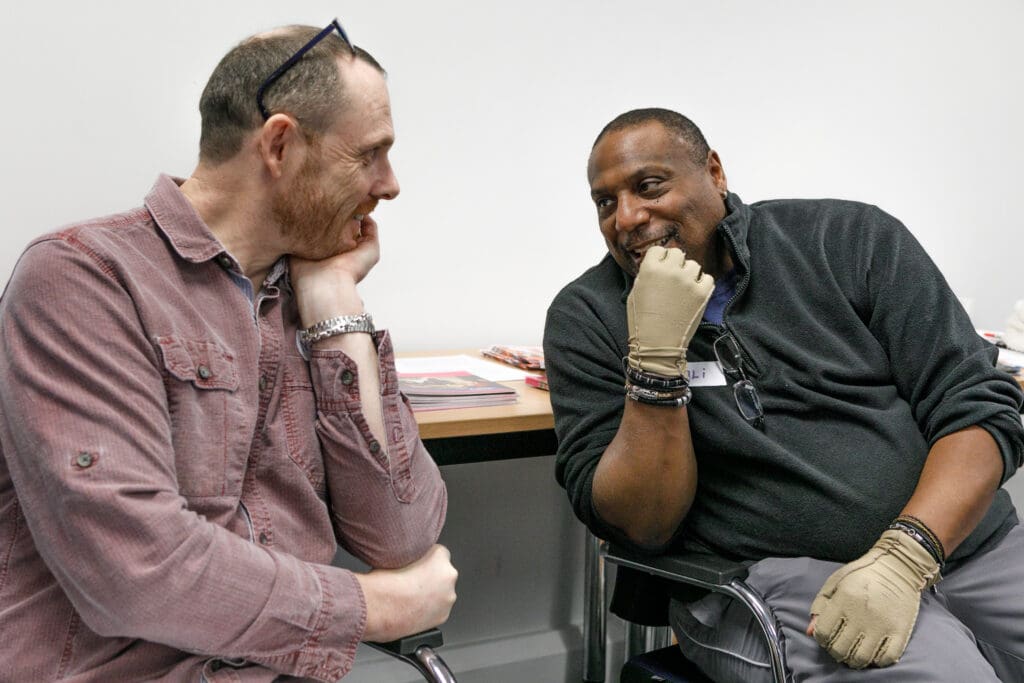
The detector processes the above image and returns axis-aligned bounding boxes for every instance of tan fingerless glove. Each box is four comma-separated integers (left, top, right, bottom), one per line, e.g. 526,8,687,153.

810,529,941,669
627,246,714,377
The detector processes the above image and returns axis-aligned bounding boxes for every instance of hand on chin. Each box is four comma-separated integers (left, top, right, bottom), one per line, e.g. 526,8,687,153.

290,214,381,295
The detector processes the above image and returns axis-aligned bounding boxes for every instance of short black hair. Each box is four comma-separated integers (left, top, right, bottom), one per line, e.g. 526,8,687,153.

593,108,710,166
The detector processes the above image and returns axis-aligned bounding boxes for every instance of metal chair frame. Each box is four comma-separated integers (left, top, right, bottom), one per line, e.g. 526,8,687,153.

584,532,789,683
367,628,457,682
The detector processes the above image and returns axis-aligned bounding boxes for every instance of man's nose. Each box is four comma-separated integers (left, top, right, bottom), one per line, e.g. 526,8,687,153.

615,194,648,233
374,160,400,200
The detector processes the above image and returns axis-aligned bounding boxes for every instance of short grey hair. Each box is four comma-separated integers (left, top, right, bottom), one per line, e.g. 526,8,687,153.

197,25,384,163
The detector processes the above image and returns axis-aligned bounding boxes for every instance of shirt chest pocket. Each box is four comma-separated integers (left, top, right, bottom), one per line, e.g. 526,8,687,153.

156,336,249,499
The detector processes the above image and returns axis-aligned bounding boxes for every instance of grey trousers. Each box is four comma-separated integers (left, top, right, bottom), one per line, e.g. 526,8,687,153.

669,523,1024,682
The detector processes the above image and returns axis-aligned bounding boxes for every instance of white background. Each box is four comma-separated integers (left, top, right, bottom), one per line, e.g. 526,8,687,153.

2,1,1022,350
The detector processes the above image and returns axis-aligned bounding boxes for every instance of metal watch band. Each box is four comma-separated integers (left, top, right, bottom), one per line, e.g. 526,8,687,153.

299,313,375,349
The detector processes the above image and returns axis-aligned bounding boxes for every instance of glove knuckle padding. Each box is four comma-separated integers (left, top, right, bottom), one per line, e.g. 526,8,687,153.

810,530,939,668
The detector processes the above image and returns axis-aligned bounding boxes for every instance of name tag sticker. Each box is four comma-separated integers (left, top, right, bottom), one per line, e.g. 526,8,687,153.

687,362,727,387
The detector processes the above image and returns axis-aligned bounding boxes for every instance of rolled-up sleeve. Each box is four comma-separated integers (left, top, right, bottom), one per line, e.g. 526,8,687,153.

310,332,447,569
851,207,1024,481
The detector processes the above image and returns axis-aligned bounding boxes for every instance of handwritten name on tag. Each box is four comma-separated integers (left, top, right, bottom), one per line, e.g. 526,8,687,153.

687,362,727,387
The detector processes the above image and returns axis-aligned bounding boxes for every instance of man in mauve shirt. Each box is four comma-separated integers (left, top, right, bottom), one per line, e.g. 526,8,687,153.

0,21,456,682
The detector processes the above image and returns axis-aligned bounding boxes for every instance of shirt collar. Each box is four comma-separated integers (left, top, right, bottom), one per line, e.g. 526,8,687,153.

717,191,752,273
144,174,288,289
144,174,229,264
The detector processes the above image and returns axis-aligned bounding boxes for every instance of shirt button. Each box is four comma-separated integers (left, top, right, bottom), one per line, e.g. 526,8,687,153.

217,254,233,269
259,375,267,391
259,532,269,545
341,370,355,385
75,452,94,468
369,440,381,454
197,365,212,380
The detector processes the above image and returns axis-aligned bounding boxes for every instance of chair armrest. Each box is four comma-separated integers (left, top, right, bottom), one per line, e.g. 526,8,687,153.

365,628,456,682
366,628,444,657
606,543,790,682
603,543,752,588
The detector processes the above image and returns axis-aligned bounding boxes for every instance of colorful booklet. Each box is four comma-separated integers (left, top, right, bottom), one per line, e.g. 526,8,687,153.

525,374,549,391
481,345,545,370
398,371,518,411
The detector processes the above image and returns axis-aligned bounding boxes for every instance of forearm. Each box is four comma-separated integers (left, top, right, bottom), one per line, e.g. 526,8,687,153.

901,425,1003,555
312,333,447,568
297,277,387,446
316,331,387,444
592,400,698,549
320,410,447,567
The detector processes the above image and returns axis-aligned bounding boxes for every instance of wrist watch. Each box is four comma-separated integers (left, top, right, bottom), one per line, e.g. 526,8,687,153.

299,313,374,353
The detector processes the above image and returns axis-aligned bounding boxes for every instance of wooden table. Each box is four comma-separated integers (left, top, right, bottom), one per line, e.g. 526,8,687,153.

414,378,554,440
400,351,556,467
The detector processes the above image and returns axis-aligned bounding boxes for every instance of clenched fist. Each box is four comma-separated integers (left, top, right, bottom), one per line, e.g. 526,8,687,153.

357,544,459,643
809,530,940,669
627,246,714,377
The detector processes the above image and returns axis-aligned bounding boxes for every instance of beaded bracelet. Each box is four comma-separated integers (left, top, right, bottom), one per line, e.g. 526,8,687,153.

889,516,945,568
896,514,947,562
625,382,692,407
622,358,690,390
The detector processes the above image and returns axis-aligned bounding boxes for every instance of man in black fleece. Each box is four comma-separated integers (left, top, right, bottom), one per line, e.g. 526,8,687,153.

544,108,1024,681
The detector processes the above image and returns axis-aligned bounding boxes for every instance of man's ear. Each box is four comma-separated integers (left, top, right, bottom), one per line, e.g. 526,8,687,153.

707,149,728,195
257,114,303,179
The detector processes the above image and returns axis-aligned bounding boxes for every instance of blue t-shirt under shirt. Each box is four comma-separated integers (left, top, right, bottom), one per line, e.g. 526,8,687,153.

702,269,737,325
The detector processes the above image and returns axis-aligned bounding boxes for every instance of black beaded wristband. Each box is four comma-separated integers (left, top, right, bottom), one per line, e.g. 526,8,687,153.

896,514,947,562
622,358,690,390
889,519,945,568
626,382,692,407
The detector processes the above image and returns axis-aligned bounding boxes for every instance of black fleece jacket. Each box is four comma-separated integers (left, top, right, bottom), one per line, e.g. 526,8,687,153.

545,193,1024,563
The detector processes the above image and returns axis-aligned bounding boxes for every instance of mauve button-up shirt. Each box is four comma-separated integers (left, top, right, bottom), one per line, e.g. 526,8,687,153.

0,175,447,682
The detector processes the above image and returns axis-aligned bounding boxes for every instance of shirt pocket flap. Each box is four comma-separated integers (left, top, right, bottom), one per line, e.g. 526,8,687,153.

155,336,239,391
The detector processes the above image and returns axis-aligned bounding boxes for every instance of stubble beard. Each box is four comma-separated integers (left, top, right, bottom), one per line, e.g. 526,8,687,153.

272,152,344,261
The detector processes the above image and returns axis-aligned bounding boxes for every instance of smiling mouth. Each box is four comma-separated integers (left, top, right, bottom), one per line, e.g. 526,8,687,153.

627,233,677,260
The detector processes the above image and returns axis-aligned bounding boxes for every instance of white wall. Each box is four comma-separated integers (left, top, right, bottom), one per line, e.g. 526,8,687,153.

3,5,1021,680
2,0,1022,349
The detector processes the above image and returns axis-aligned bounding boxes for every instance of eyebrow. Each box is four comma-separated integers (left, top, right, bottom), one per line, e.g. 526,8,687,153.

360,133,395,155
590,165,674,199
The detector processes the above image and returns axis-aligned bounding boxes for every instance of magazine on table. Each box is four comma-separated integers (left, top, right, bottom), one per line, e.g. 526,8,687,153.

481,345,545,371
398,370,518,411
525,374,549,391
